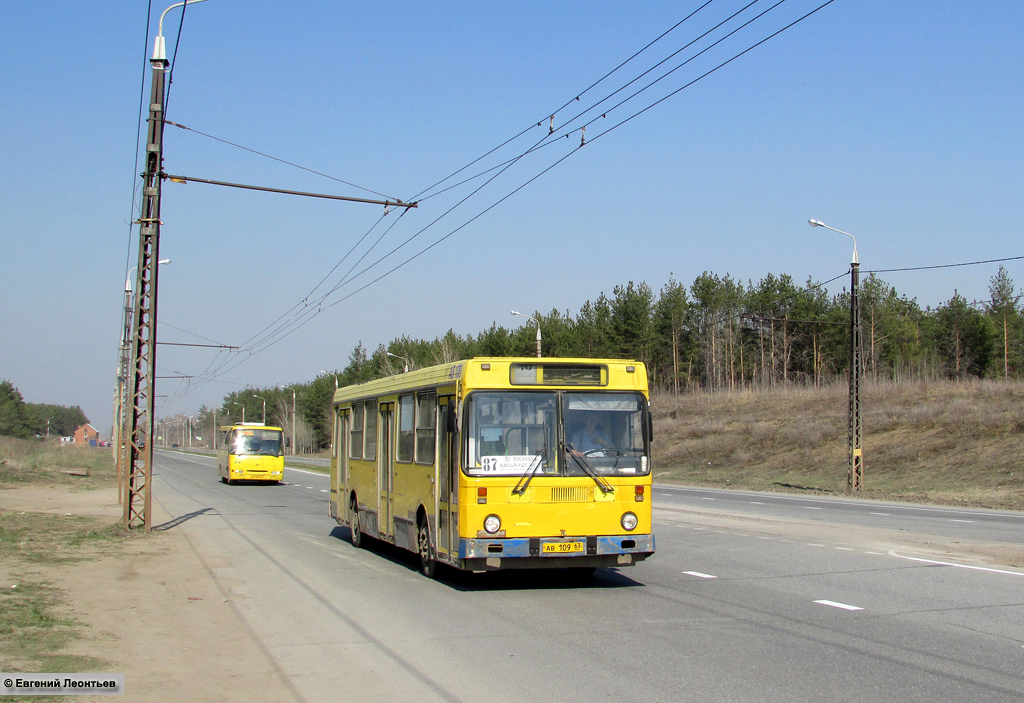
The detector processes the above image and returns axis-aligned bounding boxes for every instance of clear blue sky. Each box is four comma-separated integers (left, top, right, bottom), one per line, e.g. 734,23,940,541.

2,1,1022,432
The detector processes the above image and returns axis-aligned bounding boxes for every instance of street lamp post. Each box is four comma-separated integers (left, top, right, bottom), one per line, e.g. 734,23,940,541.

231,401,245,424
511,310,542,358
253,394,267,424
280,386,297,455
809,218,862,491
320,370,340,390
386,351,410,373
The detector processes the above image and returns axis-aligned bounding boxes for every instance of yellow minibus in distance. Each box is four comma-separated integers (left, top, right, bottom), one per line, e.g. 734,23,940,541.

218,422,285,484
329,357,654,577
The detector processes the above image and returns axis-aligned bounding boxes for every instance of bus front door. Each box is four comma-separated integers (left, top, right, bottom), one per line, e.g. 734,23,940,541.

378,403,394,540
437,396,458,558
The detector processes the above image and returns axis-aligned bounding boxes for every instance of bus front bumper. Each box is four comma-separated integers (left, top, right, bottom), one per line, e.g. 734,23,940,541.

458,533,654,570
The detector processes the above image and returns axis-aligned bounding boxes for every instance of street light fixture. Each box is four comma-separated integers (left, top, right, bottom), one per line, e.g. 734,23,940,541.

231,401,245,424
511,310,542,358
809,218,862,491
386,351,410,373
320,370,340,390
153,0,212,61
126,259,171,294
253,394,267,424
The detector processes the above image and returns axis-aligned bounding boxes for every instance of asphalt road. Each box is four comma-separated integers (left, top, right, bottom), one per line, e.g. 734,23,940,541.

153,449,1024,703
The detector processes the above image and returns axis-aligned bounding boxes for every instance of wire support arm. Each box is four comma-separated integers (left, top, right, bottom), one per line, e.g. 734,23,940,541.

163,174,417,209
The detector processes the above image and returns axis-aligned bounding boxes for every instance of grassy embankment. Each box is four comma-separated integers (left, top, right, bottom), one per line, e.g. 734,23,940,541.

653,378,1024,510
0,439,126,677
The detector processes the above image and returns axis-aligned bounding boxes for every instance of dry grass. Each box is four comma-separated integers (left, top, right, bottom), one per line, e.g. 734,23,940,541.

0,437,117,489
652,379,1024,510
0,438,125,678
0,510,128,676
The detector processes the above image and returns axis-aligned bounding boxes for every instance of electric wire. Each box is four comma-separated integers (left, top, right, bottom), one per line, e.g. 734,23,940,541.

412,0,787,206
542,0,772,149
164,121,400,201
233,212,391,352
865,255,1024,274
162,0,189,118
221,126,561,368
584,0,837,147
123,0,154,291
305,0,833,315
409,0,720,203
164,1,845,398
236,210,404,354
177,2,831,393
202,0,779,358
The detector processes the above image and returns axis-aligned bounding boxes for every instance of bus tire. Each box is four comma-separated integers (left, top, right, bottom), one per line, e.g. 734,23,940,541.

349,497,362,549
417,515,436,578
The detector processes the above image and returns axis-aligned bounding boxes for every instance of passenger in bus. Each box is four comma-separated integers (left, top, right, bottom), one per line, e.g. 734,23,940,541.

570,414,613,453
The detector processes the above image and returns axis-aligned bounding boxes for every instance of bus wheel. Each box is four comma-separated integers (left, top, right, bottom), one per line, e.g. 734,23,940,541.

417,517,436,578
349,498,362,549
220,475,227,484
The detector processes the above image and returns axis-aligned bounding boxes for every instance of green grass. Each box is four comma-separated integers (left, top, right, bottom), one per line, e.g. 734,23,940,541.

652,378,1024,510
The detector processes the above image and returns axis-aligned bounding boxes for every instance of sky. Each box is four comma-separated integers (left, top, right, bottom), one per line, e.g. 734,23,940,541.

2,1,1022,434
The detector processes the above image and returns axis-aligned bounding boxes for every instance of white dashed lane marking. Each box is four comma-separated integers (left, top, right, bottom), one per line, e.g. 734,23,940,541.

814,600,864,611
683,571,717,579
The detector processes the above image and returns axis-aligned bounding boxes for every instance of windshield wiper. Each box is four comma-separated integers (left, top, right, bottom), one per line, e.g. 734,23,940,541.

564,442,615,495
512,450,546,496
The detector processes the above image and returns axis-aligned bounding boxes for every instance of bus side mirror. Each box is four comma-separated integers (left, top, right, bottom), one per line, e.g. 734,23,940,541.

646,411,653,445
447,408,458,434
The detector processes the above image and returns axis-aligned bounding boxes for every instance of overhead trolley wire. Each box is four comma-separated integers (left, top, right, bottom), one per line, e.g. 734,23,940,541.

174,0,842,395
165,121,401,202
866,255,1024,274
583,0,837,146
410,0,720,204
123,0,155,286
412,0,791,206
224,0,780,355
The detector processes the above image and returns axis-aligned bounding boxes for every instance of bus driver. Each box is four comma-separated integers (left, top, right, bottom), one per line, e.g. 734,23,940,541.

571,414,613,453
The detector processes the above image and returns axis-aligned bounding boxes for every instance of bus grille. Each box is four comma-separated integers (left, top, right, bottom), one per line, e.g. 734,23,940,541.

541,486,594,503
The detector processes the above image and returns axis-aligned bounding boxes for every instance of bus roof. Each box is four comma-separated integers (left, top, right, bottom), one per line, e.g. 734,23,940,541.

331,357,647,405
219,423,284,431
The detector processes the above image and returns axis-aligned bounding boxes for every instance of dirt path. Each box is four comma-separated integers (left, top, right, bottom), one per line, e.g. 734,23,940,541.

1,485,302,703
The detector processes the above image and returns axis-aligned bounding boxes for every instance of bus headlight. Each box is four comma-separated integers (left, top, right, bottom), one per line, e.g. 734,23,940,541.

483,515,502,534
621,512,638,531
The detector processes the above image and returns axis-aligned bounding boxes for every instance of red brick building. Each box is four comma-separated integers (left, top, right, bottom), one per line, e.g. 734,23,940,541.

74,424,100,446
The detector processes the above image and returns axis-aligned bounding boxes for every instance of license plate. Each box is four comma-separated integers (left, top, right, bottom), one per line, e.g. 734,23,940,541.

542,541,584,554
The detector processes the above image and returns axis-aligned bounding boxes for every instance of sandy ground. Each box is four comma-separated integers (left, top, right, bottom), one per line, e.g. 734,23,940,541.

1,485,302,703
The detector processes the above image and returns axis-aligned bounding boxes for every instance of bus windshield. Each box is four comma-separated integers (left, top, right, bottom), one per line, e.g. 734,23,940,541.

562,392,649,476
230,429,283,456
464,391,649,477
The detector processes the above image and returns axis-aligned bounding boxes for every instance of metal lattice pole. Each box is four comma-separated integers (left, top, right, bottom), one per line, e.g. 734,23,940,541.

848,261,863,492
123,50,167,531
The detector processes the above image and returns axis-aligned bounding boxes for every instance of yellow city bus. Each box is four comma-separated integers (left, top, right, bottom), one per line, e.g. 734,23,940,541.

329,357,654,577
217,422,285,484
